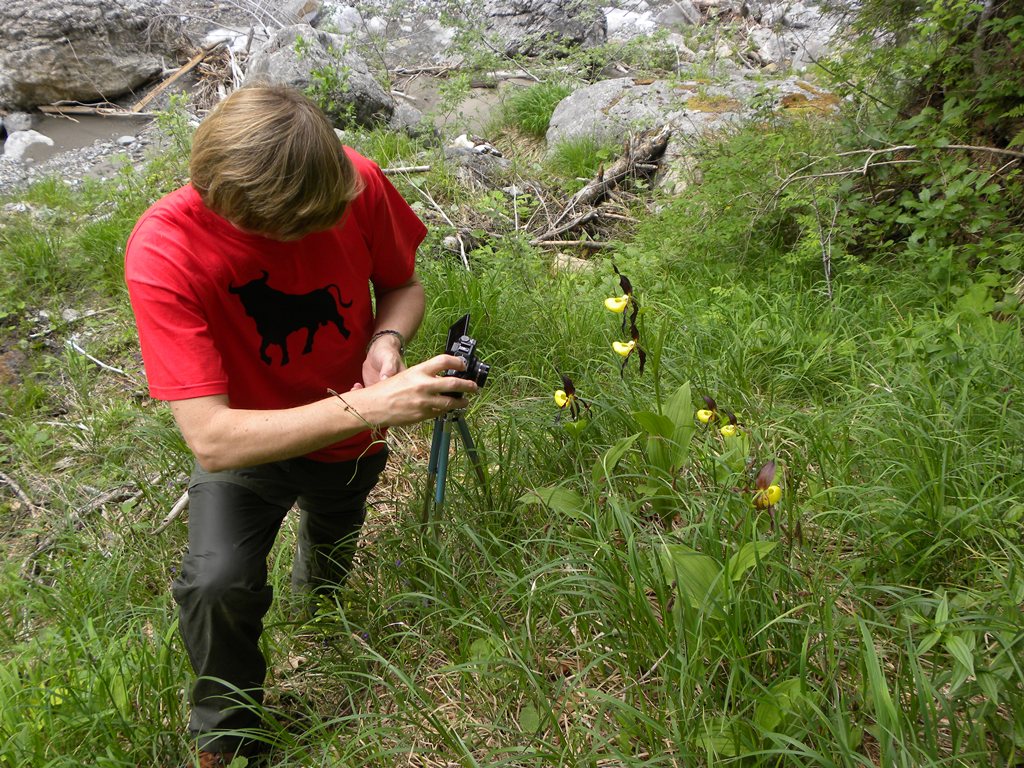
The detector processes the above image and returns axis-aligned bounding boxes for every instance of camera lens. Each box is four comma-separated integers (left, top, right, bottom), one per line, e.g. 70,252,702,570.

469,359,490,388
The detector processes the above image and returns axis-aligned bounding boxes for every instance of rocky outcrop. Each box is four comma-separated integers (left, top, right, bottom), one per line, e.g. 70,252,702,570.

243,25,396,128
483,0,607,56
545,73,840,150
0,0,181,110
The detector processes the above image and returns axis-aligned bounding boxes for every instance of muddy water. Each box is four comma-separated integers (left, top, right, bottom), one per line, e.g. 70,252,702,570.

397,77,535,135
16,113,153,163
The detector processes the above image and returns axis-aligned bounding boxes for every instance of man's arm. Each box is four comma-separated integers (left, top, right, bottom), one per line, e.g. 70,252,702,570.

362,273,426,386
170,353,475,472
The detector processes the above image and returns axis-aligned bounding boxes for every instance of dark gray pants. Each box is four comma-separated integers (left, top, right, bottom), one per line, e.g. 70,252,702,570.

170,449,388,753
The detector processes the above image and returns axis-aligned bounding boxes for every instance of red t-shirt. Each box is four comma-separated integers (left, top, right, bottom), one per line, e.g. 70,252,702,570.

125,148,426,462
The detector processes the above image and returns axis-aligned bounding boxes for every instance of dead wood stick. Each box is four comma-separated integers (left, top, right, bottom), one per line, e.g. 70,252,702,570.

22,486,141,578
28,308,115,340
552,125,672,228
130,43,224,114
382,165,431,175
414,186,470,270
40,105,154,117
531,209,600,243
66,338,137,382
0,471,42,518
152,490,190,535
391,66,543,81
600,212,640,222
82,485,142,513
777,142,1024,193
534,240,613,249
391,65,457,76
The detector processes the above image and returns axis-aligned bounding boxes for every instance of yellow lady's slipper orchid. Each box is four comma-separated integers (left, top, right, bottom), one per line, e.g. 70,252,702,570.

696,409,714,424
753,484,782,509
720,424,738,438
612,340,636,356
554,389,569,408
604,294,629,313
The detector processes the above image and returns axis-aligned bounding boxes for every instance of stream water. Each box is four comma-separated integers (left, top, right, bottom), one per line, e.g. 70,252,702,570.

7,113,153,163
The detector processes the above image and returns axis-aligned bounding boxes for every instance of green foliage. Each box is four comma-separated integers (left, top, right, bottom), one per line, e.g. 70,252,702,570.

812,0,1024,309
546,136,618,185
502,81,571,137
294,33,357,127
843,0,1024,146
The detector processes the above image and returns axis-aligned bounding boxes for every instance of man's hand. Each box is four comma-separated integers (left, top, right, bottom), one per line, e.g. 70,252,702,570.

168,354,477,472
354,353,476,426
362,332,405,387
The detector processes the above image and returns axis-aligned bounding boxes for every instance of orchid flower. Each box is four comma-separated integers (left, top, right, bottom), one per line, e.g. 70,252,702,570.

696,395,718,424
752,461,782,510
608,265,646,376
554,373,589,421
604,295,629,313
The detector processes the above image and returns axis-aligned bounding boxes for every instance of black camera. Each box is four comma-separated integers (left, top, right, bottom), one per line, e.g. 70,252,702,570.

443,313,490,394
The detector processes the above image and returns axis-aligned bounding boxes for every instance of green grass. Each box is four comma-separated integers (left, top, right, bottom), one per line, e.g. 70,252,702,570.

0,105,1021,768
546,136,619,187
502,81,572,138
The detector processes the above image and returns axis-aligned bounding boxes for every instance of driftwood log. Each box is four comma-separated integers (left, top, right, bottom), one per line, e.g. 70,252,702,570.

532,124,672,246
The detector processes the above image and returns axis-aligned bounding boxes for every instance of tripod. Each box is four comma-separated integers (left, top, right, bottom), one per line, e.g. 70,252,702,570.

421,409,491,525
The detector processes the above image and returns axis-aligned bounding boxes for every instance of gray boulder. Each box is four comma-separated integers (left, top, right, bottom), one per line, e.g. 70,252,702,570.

656,0,702,26
546,74,838,150
2,112,34,133
243,25,395,128
483,0,607,56
2,130,54,162
0,0,180,110
547,77,746,149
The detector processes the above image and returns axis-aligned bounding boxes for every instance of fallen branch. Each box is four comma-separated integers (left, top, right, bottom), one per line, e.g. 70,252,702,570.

777,159,920,190
413,186,470,270
22,485,141,579
531,209,601,244
130,42,225,113
39,104,154,117
0,471,44,519
381,165,431,176
534,240,614,249
66,337,137,383
550,125,672,230
28,308,115,340
151,490,190,535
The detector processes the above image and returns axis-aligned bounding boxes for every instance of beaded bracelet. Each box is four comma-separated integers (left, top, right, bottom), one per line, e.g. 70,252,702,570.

366,329,406,356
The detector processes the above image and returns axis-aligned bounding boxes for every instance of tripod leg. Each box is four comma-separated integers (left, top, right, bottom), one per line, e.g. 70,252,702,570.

453,415,492,506
422,417,444,525
435,420,453,507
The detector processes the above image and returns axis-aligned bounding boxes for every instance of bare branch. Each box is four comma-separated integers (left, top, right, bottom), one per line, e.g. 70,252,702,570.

151,490,190,535
65,337,138,383
0,471,43,518
534,240,613,249
381,165,431,175
412,186,470,270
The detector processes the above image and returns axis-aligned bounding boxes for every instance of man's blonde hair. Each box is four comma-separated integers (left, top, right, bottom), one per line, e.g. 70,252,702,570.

190,84,363,241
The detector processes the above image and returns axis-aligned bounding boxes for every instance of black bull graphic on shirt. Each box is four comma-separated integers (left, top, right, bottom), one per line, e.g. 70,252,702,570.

228,271,353,365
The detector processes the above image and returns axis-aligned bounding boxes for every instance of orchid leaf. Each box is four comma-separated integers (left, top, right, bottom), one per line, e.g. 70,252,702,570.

726,541,777,582
517,486,588,521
